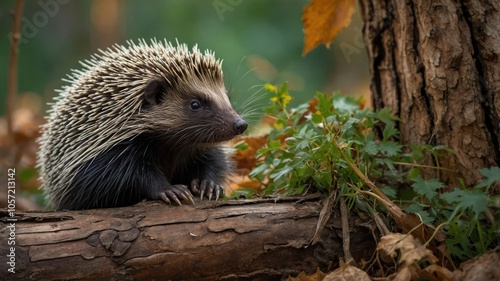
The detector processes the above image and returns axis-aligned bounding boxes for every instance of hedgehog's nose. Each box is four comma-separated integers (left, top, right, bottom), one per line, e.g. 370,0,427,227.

233,119,248,135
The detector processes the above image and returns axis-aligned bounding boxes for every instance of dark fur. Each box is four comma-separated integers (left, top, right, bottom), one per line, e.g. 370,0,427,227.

61,133,230,210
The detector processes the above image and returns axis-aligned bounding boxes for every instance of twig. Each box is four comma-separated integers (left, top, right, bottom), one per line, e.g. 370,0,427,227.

372,212,391,236
7,0,25,165
340,196,353,263
310,188,336,245
392,161,456,172
423,221,448,248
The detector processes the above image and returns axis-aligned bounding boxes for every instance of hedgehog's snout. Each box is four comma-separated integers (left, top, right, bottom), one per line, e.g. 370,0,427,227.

233,118,248,135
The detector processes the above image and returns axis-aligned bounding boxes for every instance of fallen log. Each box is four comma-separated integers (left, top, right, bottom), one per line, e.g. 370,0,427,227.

0,196,376,280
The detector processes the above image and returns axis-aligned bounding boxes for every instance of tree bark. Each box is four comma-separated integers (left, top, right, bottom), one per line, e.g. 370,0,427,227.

0,197,376,281
358,0,500,186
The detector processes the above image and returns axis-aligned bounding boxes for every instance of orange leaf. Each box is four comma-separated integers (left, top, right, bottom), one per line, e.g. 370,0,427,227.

302,0,356,56
226,174,263,195
230,135,269,172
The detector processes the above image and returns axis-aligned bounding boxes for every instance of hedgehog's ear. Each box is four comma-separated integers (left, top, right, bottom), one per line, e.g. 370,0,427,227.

144,77,169,105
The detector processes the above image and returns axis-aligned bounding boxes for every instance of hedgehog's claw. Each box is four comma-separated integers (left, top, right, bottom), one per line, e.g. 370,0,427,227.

215,185,225,201
159,193,171,204
189,194,196,205
191,179,200,194
215,186,220,201
164,189,182,205
199,179,207,200
212,184,225,201
200,179,214,200
159,184,194,205
194,179,224,201
207,181,215,201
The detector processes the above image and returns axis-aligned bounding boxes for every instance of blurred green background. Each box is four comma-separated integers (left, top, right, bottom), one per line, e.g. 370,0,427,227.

1,0,369,119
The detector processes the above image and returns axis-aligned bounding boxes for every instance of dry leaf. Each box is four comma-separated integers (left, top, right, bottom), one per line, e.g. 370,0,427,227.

453,246,500,281
302,0,356,56
296,96,320,125
323,261,370,281
286,267,326,281
377,233,438,266
421,264,454,281
230,135,268,172
391,266,413,281
226,174,263,195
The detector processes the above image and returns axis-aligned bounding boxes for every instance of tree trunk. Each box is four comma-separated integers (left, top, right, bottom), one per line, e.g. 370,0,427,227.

0,197,376,281
358,0,500,186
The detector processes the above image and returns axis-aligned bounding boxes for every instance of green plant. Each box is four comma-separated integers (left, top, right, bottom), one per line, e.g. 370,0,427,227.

250,83,427,197
249,83,499,264
406,167,500,261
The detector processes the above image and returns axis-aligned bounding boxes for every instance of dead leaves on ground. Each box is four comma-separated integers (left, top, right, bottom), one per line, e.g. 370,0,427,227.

289,233,455,281
377,233,454,281
286,262,370,281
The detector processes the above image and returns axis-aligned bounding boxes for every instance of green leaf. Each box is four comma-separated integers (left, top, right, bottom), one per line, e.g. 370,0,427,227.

270,166,294,180
249,163,268,179
340,117,359,132
441,189,488,218
269,140,281,148
376,158,396,172
361,140,378,156
407,168,421,180
311,113,323,124
19,168,38,183
315,92,331,117
333,95,358,113
380,186,397,199
376,108,400,124
411,176,444,200
382,123,399,141
229,188,256,199
378,141,402,157
312,170,333,189
404,204,434,223
296,164,314,177
441,189,467,203
233,141,248,151
475,166,500,190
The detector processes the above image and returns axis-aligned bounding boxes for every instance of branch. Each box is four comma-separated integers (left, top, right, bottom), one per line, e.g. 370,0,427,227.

6,0,24,165
0,198,376,280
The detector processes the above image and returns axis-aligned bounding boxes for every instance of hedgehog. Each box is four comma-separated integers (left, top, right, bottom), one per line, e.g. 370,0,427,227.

37,39,248,210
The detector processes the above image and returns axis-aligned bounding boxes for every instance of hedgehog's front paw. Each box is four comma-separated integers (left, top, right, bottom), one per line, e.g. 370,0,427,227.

190,179,225,201
157,184,195,205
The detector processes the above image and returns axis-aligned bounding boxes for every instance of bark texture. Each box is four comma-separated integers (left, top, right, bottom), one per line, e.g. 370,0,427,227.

358,0,500,186
0,197,376,281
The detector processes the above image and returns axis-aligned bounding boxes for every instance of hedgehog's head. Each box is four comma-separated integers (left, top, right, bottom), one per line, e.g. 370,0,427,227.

140,42,247,145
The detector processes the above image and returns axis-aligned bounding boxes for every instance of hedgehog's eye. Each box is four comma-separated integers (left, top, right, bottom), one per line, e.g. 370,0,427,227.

190,100,202,111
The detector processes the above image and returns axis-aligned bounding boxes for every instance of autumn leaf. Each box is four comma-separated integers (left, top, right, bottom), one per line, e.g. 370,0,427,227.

226,174,262,195
302,0,356,56
286,267,326,281
323,261,370,281
230,135,269,172
377,233,438,266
